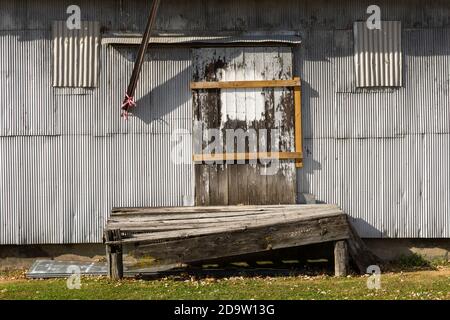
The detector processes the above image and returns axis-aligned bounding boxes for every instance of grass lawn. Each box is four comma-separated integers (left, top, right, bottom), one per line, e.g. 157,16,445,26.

0,267,449,300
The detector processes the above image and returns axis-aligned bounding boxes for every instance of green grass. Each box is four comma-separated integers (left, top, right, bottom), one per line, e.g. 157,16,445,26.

0,268,449,300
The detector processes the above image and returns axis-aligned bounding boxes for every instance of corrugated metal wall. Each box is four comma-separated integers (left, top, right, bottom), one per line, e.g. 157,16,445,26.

0,30,57,136
297,27,450,237
0,29,194,243
1,0,449,243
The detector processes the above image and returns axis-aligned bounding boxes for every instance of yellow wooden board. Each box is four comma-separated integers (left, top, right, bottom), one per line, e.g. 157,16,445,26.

190,79,301,89
193,152,302,162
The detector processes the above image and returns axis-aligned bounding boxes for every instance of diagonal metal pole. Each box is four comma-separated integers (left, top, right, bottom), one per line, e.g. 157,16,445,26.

121,0,161,119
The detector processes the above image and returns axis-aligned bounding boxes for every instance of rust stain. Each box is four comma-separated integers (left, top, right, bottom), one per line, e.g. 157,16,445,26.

205,90,222,128
204,57,228,81
278,88,295,150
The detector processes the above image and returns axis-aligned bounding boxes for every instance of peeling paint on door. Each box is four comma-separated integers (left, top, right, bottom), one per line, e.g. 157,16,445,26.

193,47,296,205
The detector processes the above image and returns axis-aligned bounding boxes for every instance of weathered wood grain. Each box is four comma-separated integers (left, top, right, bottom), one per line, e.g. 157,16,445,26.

192,47,297,206
108,205,341,224
294,76,303,168
107,210,347,245
334,240,349,277
109,210,345,235
208,165,220,205
190,79,301,89
108,206,342,224
104,229,123,280
129,215,350,264
110,204,339,217
216,164,229,205
105,205,381,280
195,165,210,206
226,163,239,204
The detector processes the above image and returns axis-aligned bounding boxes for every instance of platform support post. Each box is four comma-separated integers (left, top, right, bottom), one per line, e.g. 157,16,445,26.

334,240,349,277
104,229,123,280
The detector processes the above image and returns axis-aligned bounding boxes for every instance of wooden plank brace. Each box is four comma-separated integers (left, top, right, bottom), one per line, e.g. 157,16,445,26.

104,229,123,280
334,240,349,277
293,77,303,168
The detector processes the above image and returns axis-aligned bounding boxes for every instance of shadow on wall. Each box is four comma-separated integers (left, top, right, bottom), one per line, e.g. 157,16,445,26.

350,218,383,238
293,44,322,203
113,46,241,126
107,46,194,132
293,39,384,239
132,64,193,125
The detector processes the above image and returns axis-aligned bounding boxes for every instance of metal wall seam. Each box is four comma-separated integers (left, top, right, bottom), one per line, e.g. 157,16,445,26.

0,30,57,136
298,30,335,139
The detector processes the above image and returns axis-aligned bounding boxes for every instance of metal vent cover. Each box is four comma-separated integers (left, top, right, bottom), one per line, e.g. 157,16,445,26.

52,21,100,87
354,21,402,87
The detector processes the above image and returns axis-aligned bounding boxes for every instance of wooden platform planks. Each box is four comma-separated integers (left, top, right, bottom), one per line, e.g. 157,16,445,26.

104,205,381,280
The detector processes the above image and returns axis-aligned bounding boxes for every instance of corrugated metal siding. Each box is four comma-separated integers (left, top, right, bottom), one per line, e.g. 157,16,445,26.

0,134,194,244
52,21,100,87
403,28,450,135
354,21,402,88
96,46,193,136
0,30,58,136
297,30,335,139
297,27,450,238
335,92,404,138
335,29,355,93
0,42,194,244
1,0,450,243
300,135,450,238
301,28,450,140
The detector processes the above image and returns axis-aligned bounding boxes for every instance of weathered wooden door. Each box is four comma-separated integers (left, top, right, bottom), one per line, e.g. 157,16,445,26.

192,47,296,205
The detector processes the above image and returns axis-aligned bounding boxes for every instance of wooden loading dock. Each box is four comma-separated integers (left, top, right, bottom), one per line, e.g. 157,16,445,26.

104,204,379,280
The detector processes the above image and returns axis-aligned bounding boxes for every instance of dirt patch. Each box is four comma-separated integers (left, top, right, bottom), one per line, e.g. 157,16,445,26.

0,269,27,284
410,266,450,277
